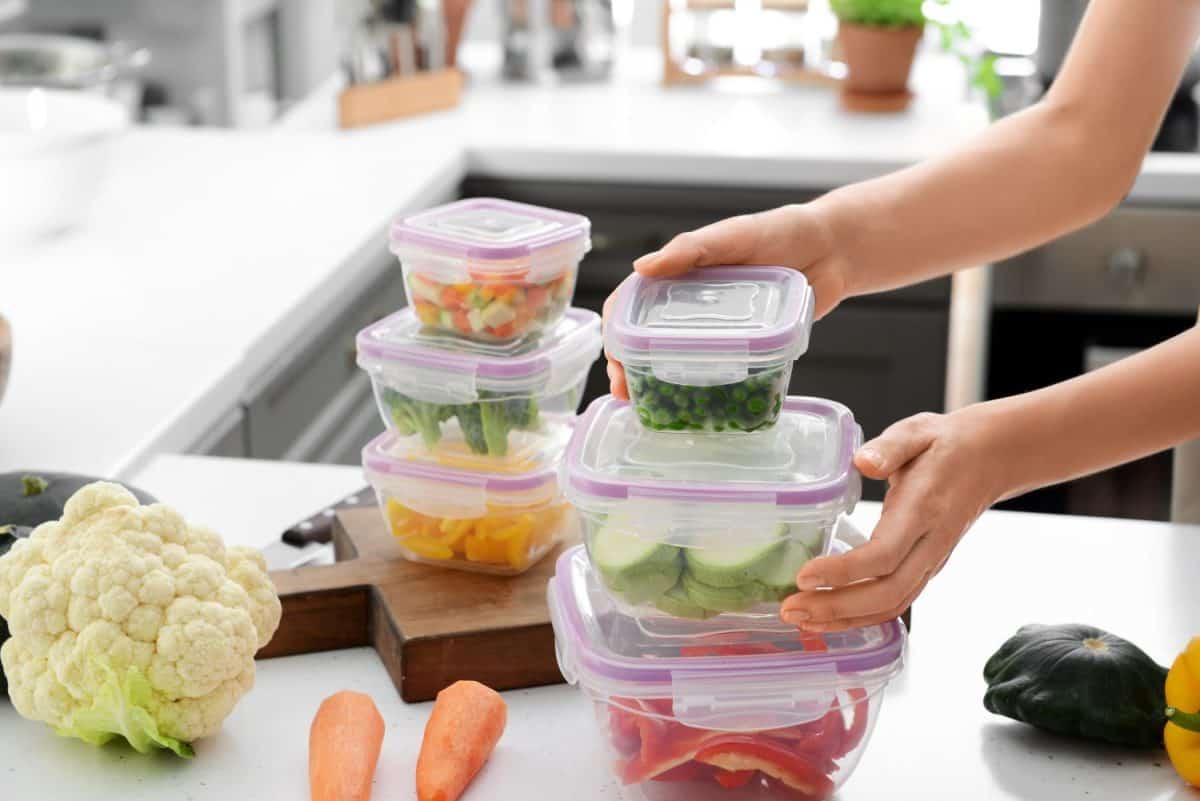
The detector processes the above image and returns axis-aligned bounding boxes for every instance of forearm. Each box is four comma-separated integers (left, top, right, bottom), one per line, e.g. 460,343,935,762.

809,0,1200,298
974,326,1200,501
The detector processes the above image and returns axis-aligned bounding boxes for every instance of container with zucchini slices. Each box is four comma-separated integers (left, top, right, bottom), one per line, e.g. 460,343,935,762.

562,394,862,624
605,267,814,434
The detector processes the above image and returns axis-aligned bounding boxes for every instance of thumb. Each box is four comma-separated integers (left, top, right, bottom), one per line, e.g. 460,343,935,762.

854,414,940,480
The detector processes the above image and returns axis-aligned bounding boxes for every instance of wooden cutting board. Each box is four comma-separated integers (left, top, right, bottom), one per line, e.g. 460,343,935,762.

259,506,578,702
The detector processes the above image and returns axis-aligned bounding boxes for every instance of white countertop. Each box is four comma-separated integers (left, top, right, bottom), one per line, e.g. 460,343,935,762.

2,454,1196,800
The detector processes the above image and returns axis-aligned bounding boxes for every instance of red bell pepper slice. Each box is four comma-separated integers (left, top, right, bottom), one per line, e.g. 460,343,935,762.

694,737,836,799
714,769,756,789
764,705,844,763
837,688,871,758
650,761,713,782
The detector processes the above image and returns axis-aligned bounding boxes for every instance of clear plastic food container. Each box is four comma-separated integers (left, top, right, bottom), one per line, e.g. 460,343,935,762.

548,546,905,801
363,430,578,574
605,267,814,433
390,198,590,343
562,394,861,623
357,307,602,469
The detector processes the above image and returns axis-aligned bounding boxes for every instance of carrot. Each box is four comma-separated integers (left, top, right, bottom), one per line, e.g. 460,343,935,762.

416,680,507,801
309,690,386,801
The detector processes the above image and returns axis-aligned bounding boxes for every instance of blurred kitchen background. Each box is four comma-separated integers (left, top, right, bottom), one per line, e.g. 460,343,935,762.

3,0,1198,524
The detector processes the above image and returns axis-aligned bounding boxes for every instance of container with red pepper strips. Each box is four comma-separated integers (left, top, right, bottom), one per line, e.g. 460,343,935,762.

549,547,906,801
390,198,590,344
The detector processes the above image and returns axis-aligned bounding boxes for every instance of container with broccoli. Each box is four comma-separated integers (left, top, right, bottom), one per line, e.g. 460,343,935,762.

358,307,601,467
605,266,814,434
563,394,863,622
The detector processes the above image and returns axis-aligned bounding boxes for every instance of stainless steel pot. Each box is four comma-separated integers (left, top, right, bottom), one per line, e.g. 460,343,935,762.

0,34,148,114
1037,0,1200,91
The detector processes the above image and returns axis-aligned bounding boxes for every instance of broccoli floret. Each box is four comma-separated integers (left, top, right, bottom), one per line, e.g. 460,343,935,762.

504,396,539,430
455,404,488,455
480,402,510,457
383,389,446,448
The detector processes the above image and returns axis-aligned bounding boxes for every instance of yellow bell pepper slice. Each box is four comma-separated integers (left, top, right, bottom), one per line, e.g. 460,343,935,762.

399,535,454,561
464,534,508,565
1165,637,1200,787
505,527,532,570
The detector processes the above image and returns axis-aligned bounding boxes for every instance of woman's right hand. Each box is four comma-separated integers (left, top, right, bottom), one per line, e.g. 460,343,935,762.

603,203,848,399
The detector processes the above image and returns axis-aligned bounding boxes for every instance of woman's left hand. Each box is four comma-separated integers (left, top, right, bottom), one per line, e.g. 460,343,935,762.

780,407,1009,631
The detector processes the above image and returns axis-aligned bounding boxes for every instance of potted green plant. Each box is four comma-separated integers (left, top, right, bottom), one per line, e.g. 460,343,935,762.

830,0,999,111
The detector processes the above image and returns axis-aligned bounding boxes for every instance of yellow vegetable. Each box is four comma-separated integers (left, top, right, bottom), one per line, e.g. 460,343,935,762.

1166,637,1200,787
382,499,569,572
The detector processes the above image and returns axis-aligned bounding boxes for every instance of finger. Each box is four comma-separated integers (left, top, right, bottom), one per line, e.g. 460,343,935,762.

782,534,938,627
795,485,929,590
786,578,928,633
853,413,940,480
607,360,629,400
634,214,766,278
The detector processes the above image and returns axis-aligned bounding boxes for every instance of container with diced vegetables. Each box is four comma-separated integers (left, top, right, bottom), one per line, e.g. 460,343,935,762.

548,546,906,801
605,267,814,433
562,394,861,623
391,198,590,343
357,306,602,470
363,429,579,574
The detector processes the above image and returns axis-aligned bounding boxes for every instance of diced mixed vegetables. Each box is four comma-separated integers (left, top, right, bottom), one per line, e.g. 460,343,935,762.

382,387,540,458
589,522,828,618
625,365,788,433
605,674,871,800
384,498,567,573
407,270,574,342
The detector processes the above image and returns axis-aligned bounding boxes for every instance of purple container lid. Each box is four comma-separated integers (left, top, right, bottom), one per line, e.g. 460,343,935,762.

357,307,601,383
606,267,813,356
390,198,590,261
363,430,558,493
550,546,905,688
564,395,862,509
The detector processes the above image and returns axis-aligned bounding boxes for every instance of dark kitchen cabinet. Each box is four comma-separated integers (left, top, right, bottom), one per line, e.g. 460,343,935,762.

462,177,951,501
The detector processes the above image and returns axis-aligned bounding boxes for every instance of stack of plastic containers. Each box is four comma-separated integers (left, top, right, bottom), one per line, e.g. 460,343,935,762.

356,198,603,575
549,268,907,800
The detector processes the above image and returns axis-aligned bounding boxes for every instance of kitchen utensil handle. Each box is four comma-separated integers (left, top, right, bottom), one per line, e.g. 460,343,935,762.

281,486,375,546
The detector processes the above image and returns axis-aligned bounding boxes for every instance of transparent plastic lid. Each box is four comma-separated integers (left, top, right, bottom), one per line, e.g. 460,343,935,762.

605,267,815,369
357,307,602,403
363,430,562,518
390,198,591,263
549,546,905,729
563,395,862,526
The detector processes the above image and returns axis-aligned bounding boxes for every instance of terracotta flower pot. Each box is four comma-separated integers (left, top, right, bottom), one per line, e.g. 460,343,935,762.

837,22,923,111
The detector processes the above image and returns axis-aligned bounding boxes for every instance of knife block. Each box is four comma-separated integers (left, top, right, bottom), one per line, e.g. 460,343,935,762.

338,68,464,129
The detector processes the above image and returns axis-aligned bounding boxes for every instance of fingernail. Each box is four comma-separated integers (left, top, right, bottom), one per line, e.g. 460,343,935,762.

858,447,883,468
782,609,811,623
796,576,824,591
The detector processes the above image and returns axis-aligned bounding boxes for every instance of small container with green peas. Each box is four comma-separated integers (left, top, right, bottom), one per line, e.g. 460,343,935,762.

606,267,814,433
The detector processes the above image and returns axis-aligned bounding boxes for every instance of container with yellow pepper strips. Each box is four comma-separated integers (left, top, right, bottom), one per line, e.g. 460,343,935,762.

1165,636,1200,787
363,429,578,575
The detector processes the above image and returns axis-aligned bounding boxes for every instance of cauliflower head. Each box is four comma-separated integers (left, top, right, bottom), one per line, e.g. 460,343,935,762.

0,482,281,756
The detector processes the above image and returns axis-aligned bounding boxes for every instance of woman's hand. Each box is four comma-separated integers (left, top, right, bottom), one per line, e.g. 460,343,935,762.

604,203,846,399
780,407,1009,631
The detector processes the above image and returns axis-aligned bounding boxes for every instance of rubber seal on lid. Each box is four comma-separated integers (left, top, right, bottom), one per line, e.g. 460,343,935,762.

390,198,591,261
605,267,814,363
563,395,862,511
357,307,602,402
